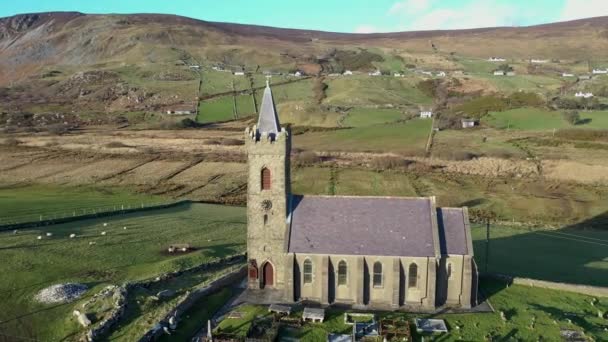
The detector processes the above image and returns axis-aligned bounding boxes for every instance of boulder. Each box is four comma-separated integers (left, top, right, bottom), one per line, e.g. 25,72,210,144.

73,310,91,327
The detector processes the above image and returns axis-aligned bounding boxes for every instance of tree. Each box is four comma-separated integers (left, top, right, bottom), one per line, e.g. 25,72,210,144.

562,110,580,125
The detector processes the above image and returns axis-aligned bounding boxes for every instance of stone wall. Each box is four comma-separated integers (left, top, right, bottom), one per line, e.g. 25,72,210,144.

482,273,608,298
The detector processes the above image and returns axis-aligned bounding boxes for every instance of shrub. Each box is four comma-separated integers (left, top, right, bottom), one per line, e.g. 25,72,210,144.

221,138,244,146
2,137,21,146
562,110,580,125
371,156,413,170
455,95,508,117
417,79,440,98
294,151,321,166
508,92,544,108
105,141,130,148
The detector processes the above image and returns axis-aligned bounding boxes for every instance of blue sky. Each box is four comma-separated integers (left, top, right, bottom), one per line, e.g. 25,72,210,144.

1,0,607,33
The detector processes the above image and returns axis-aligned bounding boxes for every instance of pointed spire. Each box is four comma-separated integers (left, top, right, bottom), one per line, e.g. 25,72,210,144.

257,80,281,136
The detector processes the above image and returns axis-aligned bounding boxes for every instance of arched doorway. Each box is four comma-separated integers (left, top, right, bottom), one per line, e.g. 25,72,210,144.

262,262,274,288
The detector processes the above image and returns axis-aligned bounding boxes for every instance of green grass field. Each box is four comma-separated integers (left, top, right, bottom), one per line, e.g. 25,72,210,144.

484,108,569,130
219,278,608,341
0,202,246,341
580,111,608,129
0,184,165,224
324,75,432,106
294,119,432,154
472,225,608,287
343,107,404,127
197,97,236,123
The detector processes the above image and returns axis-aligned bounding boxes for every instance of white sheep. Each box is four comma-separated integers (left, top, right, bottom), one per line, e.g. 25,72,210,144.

69,234,76,238
103,223,108,227
123,226,127,230
13,230,18,234
101,231,107,236
89,241,96,246
37,235,43,240
46,232,53,237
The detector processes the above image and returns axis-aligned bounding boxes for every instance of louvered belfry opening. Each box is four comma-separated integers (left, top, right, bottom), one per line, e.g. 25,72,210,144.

261,168,271,190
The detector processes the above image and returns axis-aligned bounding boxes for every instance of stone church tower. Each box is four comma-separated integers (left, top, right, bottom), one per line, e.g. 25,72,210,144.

245,80,290,291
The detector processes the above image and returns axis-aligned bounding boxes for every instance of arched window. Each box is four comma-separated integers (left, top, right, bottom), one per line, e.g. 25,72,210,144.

261,168,271,190
408,263,418,288
447,263,452,280
303,259,313,284
337,260,347,285
373,262,383,287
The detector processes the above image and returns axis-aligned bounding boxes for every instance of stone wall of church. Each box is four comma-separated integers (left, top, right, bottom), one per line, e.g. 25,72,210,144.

436,255,474,308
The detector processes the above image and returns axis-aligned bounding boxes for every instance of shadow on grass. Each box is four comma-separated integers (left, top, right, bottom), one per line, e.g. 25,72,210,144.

474,211,608,287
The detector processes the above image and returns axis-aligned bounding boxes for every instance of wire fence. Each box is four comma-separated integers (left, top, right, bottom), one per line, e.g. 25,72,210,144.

0,200,185,229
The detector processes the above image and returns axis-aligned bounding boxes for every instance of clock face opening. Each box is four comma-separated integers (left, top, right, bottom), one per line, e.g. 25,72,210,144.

261,200,273,211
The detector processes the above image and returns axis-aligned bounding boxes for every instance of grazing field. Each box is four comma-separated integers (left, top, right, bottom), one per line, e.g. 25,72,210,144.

484,108,569,131
580,110,608,129
472,225,608,287
219,278,608,341
0,184,165,224
197,97,236,123
0,202,246,341
294,119,432,154
476,74,562,93
342,107,405,127
431,128,527,159
324,75,432,106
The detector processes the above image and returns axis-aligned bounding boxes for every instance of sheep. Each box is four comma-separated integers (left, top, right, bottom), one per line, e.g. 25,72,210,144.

103,223,108,227
37,235,43,240
69,234,76,238
101,231,107,236
123,226,127,230
89,241,96,246
46,232,53,237
13,230,18,235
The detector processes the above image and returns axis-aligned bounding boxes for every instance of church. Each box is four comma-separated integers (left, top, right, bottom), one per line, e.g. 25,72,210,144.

245,81,478,311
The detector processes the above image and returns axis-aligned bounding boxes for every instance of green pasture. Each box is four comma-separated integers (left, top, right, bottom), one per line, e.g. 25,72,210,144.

197,97,236,123
0,184,165,224
0,202,246,341
324,75,432,106
477,74,562,93
580,111,608,129
431,128,526,159
484,108,569,131
294,119,432,154
343,107,404,127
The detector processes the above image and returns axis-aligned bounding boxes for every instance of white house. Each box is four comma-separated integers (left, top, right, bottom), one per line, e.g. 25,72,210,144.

394,73,403,77
575,92,594,98
234,71,245,76
420,71,433,76
294,71,302,77
327,73,341,77
493,70,506,76
189,65,200,70
531,59,548,64
420,111,433,118
592,69,608,75
562,73,575,77
368,70,382,76
579,75,592,80
343,70,353,76
506,71,516,76
488,57,506,62
461,118,478,128
436,71,446,77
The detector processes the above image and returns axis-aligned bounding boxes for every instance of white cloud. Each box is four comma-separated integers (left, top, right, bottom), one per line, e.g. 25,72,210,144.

560,0,608,21
388,0,432,15
354,25,379,33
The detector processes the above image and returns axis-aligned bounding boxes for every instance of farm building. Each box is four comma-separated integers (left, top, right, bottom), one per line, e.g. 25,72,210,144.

493,70,506,76
166,106,195,115
294,71,302,77
562,73,575,77
506,71,516,76
488,57,506,62
530,59,548,64
420,110,433,118
244,82,478,311
592,69,608,75
579,75,592,80
343,70,353,76
461,118,478,128
436,71,446,77
394,73,403,77
234,71,245,76
575,92,594,98
368,70,381,76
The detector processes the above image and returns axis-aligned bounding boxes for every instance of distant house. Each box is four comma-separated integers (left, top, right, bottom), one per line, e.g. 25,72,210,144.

575,92,594,98
166,105,195,115
493,70,506,76
531,59,548,64
461,118,478,128
368,70,382,76
189,65,200,70
234,71,245,76
436,71,446,77
420,71,433,76
579,75,592,80
562,73,575,77
327,73,341,77
294,71,302,77
488,57,506,62
343,70,353,76
394,72,403,77
420,110,433,119
506,71,516,76
592,69,608,75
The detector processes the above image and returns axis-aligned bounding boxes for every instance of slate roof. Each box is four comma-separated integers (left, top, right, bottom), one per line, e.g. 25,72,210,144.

257,82,281,135
288,195,438,257
437,208,470,255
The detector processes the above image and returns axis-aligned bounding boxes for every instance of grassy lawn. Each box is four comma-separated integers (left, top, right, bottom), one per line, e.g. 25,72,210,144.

220,278,608,341
484,108,569,131
215,304,271,336
431,128,527,159
0,203,246,341
235,94,257,117
294,119,432,154
472,225,608,287
343,107,404,127
325,75,432,106
197,96,235,123
580,111,608,129
476,74,562,93
0,184,165,224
